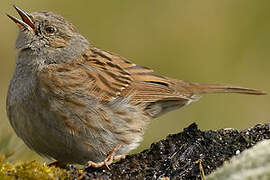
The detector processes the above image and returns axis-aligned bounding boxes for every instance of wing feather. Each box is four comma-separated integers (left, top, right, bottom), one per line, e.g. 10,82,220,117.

39,48,191,117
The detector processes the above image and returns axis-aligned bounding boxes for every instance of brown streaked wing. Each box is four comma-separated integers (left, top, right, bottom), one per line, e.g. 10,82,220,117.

39,47,191,103
82,48,191,103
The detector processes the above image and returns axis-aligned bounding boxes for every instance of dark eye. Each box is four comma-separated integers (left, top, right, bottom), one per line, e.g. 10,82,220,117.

45,26,56,34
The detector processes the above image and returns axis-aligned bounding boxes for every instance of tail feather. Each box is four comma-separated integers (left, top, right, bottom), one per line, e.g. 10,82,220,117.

186,83,266,95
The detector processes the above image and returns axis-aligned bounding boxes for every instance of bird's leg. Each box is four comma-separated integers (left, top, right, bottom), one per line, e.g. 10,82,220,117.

87,145,126,169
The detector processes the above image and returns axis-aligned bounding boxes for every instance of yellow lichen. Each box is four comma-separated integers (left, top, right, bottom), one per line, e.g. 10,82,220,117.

0,160,69,180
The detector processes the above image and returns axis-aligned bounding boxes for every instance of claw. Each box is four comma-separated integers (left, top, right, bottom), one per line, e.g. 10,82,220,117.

87,145,125,169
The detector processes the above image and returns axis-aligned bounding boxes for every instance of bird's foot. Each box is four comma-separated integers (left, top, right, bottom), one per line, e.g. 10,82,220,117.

87,145,126,169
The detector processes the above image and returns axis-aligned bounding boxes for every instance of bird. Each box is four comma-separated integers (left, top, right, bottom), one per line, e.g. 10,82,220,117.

6,5,266,167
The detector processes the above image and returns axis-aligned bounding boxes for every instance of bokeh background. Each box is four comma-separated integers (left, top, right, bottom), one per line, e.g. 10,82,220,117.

0,0,269,162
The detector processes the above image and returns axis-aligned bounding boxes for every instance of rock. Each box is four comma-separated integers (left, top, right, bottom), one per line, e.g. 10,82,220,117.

207,139,270,180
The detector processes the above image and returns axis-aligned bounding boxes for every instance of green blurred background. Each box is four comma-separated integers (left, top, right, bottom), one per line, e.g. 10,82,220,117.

1,0,269,162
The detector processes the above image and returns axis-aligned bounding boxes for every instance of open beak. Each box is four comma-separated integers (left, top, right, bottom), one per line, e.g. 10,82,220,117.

7,5,35,31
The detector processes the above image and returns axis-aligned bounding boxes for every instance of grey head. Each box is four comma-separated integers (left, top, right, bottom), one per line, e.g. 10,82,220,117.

7,5,89,64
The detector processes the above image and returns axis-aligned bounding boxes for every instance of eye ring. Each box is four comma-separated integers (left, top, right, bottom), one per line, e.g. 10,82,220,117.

45,26,56,34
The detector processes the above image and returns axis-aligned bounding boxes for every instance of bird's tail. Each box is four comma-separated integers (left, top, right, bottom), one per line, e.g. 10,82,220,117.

180,82,266,95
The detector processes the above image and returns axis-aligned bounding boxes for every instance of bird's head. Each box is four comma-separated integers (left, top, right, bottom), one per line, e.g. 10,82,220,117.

7,5,89,64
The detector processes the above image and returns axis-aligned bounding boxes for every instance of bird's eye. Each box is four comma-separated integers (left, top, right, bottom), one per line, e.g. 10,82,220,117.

45,26,56,34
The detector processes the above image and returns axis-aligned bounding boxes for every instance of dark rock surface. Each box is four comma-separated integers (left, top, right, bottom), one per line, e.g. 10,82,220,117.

68,123,270,180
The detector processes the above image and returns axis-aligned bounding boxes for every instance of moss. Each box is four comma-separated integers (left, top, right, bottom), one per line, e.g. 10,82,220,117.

0,157,69,180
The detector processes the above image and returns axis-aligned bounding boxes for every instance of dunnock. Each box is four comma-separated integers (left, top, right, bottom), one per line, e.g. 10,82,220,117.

6,5,266,167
